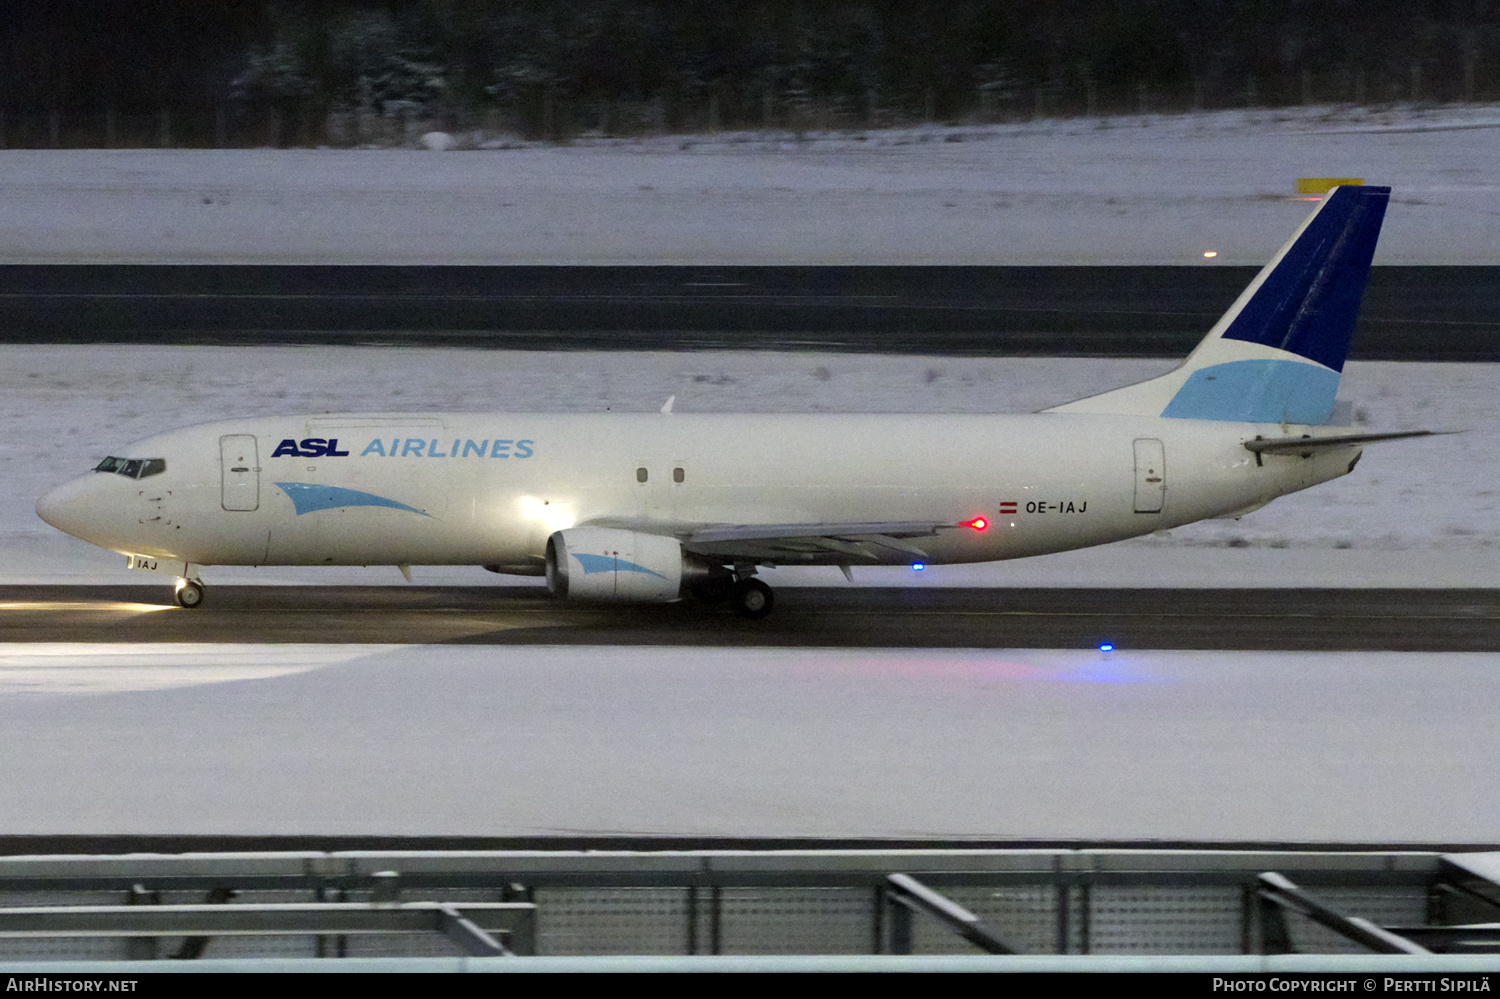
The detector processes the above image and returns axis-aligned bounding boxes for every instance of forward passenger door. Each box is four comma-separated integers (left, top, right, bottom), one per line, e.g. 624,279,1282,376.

220,435,260,511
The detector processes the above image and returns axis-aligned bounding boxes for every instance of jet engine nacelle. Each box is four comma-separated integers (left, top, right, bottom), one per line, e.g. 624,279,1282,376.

545,527,684,602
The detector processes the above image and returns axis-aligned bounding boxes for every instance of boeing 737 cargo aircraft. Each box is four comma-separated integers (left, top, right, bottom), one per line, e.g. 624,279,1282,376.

37,186,1431,616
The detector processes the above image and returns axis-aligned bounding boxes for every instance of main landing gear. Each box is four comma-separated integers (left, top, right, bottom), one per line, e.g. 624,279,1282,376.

686,560,775,619
731,577,774,620
174,577,206,609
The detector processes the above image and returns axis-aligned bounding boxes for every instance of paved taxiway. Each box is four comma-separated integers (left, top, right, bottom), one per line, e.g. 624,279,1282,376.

4,265,1498,359
3,585,1497,650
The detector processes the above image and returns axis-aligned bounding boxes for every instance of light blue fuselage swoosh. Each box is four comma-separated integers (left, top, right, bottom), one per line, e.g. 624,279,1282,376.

274,482,430,517
571,552,667,579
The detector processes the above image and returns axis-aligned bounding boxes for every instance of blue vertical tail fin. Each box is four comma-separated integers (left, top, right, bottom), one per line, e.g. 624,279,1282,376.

1048,185,1390,424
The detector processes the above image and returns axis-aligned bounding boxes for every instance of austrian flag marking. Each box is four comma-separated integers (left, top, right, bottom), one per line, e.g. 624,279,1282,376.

999,501,1018,514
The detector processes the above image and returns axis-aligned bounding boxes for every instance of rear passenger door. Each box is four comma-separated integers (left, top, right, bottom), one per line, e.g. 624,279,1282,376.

1133,438,1165,514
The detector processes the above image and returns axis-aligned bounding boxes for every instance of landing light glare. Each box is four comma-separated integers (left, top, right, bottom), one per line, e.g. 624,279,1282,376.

517,496,575,534
0,601,172,614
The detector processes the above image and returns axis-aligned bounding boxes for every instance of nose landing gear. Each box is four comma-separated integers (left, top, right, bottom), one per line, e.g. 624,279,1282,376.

174,577,206,609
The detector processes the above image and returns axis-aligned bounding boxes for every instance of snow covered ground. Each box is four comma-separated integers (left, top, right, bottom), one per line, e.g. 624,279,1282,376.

8,345,1495,588
1,641,1496,841
1,103,1498,266
0,641,385,696
2,113,1495,843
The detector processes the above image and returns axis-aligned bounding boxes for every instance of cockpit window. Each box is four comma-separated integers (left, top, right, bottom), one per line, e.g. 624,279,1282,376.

93,456,166,479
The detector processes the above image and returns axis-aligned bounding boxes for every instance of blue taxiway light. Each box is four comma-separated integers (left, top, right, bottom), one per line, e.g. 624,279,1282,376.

1099,644,1114,652
912,563,925,571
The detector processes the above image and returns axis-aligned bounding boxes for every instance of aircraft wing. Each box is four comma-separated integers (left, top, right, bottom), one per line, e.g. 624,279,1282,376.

584,518,963,564
682,521,956,563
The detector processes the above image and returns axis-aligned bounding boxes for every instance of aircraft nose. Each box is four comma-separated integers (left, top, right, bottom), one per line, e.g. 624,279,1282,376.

36,476,96,538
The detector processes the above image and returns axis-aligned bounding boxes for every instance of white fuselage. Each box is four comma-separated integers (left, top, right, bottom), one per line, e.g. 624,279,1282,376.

37,412,1355,570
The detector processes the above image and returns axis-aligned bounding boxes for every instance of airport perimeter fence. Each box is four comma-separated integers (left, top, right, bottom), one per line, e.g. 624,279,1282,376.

0,848,1497,963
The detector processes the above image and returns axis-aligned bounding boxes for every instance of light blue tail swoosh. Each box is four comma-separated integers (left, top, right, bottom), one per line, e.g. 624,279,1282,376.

274,482,430,517
571,552,667,579
1160,359,1341,424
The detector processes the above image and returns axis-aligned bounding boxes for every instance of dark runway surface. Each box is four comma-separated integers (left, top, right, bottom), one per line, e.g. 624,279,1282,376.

2,265,1497,359
7,585,1498,650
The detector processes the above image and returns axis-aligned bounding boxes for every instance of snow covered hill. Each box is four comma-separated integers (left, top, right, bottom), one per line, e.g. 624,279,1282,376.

0,105,1498,266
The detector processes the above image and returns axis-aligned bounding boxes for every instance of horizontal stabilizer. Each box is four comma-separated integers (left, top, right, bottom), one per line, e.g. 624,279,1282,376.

1243,430,1446,455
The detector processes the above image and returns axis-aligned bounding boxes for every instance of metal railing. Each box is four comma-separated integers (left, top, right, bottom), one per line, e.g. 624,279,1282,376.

0,847,1494,961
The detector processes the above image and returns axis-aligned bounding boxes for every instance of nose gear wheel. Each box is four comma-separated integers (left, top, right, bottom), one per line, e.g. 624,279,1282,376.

174,578,206,609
